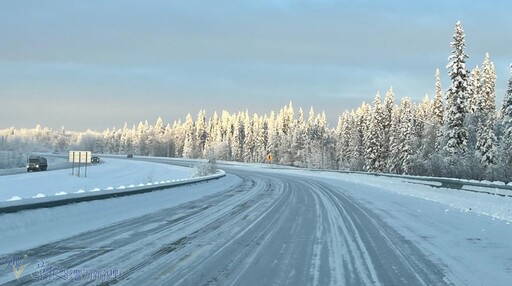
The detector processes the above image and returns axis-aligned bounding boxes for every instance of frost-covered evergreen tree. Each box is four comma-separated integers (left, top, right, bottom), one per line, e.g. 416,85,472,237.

349,103,370,170
382,87,395,170
316,111,329,169
444,21,469,157
256,114,268,162
400,99,416,175
467,66,481,115
365,92,384,172
496,65,512,181
195,110,208,157
182,114,196,158
278,103,295,165
335,112,352,169
163,123,174,157
388,98,415,174
292,108,307,167
173,119,185,157
411,95,436,174
267,111,278,163
243,113,256,162
231,112,246,162
135,121,150,156
433,69,445,151
501,64,512,121
387,107,401,173
465,66,481,152
475,53,497,171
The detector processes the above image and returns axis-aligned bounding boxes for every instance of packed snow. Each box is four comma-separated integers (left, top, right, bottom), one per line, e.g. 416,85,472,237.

311,171,512,222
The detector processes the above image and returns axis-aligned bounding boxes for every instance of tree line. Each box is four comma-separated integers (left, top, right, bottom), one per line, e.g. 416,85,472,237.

1,22,512,182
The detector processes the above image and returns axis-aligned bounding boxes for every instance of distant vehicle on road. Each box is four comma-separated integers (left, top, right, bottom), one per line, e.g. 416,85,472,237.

91,156,100,163
127,154,134,158
27,156,48,172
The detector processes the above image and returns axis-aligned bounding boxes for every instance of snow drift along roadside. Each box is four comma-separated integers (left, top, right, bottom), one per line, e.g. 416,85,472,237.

0,170,225,214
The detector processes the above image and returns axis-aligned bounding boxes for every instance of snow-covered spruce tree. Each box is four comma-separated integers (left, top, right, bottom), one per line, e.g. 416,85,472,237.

465,66,481,152
256,115,268,163
414,95,432,144
278,102,295,165
173,119,185,157
308,111,328,169
135,120,150,156
365,92,384,172
443,21,469,160
387,98,416,174
243,113,257,163
267,111,278,163
381,87,395,171
163,123,174,157
231,112,246,162
387,106,401,173
433,69,445,152
399,98,415,174
409,95,435,175
335,112,351,169
467,66,481,115
475,53,498,175
195,110,208,157
501,64,512,121
350,103,370,171
291,108,307,167
182,113,196,158
304,107,316,167
497,64,512,182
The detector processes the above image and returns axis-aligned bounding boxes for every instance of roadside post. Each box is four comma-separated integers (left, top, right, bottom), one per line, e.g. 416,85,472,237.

69,151,92,178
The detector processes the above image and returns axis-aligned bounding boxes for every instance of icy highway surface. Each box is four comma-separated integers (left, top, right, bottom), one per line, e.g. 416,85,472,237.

1,160,510,285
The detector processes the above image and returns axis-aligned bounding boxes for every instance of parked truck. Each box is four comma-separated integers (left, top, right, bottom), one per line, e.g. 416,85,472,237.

27,156,48,172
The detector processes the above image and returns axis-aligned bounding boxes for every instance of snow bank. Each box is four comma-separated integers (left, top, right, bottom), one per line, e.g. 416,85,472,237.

281,169,512,222
0,157,193,201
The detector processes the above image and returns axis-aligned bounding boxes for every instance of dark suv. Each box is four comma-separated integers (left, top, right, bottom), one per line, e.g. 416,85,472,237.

91,156,100,163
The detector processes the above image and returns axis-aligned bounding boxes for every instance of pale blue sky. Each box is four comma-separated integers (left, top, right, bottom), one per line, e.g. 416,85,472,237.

1,0,511,130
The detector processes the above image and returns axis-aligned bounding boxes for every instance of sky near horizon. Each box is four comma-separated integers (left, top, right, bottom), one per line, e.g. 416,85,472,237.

1,0,511,131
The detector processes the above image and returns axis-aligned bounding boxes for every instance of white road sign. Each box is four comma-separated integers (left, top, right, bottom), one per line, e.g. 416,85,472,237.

69,151,92,163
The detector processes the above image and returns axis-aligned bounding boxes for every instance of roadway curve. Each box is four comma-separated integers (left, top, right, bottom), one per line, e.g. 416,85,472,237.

0,154,72,176
2,164,451,285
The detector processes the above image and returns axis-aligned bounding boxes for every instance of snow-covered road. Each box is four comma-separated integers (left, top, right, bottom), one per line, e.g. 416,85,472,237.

2,160,510,285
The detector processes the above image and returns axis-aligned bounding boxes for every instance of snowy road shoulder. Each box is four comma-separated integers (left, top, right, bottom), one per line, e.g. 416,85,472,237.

242,166,512,223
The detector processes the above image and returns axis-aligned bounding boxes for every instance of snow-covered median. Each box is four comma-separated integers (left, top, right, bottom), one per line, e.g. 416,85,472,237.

0,158,193,202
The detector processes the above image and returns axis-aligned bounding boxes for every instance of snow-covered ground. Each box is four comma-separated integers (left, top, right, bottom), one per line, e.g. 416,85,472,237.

0,157,193,202
297,170,512,222
0,159,510,284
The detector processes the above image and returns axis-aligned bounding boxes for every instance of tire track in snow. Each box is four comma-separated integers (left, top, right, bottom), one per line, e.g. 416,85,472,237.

1,167,452,285
307,179,452,286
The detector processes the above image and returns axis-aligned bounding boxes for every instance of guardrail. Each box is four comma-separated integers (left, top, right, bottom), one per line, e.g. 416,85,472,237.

305,168,512,198
0,171,226,214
